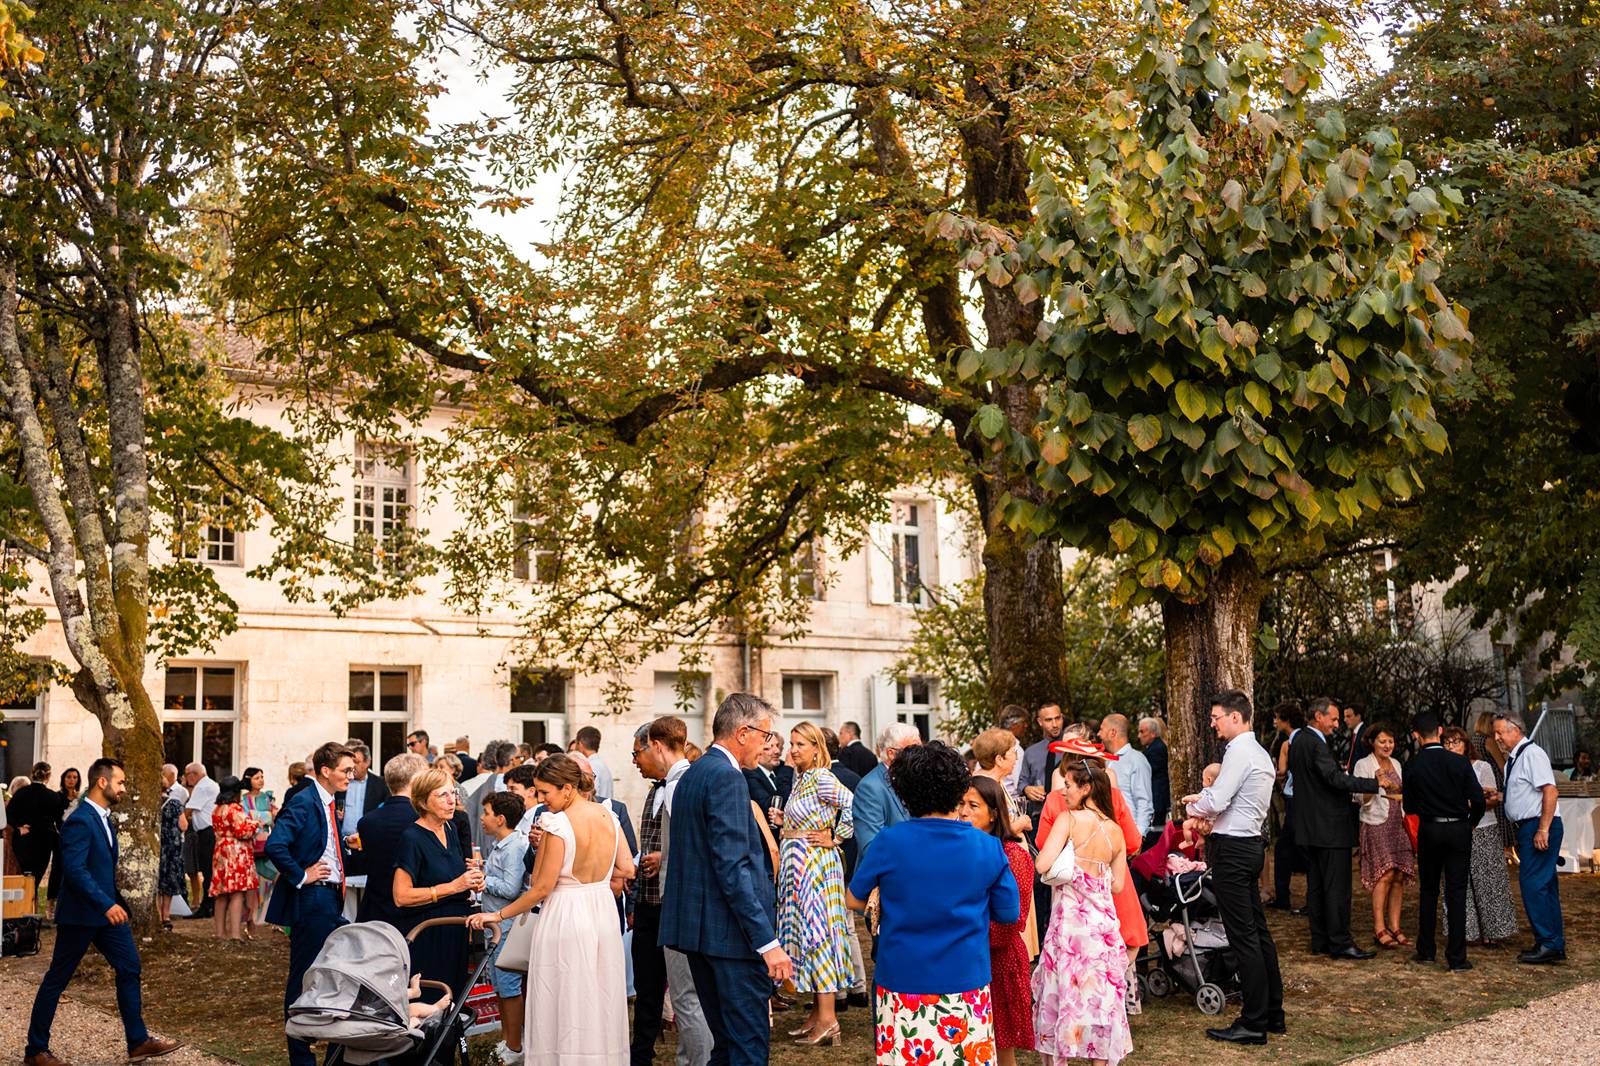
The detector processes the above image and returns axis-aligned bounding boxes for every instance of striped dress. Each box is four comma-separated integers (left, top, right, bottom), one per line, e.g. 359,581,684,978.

778,767,856,993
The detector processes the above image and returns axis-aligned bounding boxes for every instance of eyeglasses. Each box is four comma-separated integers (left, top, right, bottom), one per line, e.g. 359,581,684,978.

742,724,779,742
631,748,648,760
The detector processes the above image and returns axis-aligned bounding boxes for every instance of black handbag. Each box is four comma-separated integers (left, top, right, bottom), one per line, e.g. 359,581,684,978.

2,914,41,957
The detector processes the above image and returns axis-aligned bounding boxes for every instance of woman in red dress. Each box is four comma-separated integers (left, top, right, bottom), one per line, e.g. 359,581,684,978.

209,776,261,940
958,777,1034,1066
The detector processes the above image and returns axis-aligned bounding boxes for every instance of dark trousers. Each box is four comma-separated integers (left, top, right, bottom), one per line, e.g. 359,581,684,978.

195,826,216,908
1272,797,1305,904
285,885,347,1066
630,902,669,1066
1209,834,1283,1032
1303,846,1356,953
1416,820,1472,965
27,922,149,1056
1515,816,1566,951
1032,874,1052,944
685,951,769,1066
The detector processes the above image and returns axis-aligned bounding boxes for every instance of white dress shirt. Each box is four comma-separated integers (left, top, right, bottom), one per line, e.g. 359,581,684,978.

1186,730,1275,837
83,797,115,849
660,757,691,816
185,775,220,831
301,779,345,887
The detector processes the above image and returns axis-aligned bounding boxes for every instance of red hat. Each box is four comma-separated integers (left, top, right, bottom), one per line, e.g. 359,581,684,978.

1048,736,1119,761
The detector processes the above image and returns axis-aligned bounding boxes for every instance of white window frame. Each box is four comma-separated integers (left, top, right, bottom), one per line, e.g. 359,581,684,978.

787,540,823,602
890,500,928,606
353,442,414,560
162,663,241,779
781,674,831,732
175,488,241,566
511,496,560,584
1,678,44,784
510,669,569,749
347,667,414,769
653,671,709,749
895,675,936,741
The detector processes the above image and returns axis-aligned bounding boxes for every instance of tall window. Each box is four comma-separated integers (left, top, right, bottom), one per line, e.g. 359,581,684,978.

511,670,567,748
785,541,822,601
175,489,239,565
163,665,239,779
781,675,829,732
353,443,413,559
895,675,934,741
348,668,412,768
1368,549,1414,634
653,672,709,749
511,496,561,584
890,501,926,606
0,682,42,784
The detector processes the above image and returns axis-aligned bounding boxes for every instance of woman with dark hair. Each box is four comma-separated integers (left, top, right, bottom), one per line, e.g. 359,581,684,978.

1442,727,1518,946
846,741,1018,1066
44,767,82,910
240,766,276,931
209,775,261,940
957,776,1033,1066
1354,724,1414,948
469,753,633,1066
158,770,187,931
1032,760,1131,1066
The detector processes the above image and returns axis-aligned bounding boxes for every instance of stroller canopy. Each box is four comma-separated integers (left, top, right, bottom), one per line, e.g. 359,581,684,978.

286,921,421,1064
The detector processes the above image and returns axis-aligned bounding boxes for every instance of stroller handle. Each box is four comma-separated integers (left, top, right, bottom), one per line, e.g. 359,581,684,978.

407,915,502,947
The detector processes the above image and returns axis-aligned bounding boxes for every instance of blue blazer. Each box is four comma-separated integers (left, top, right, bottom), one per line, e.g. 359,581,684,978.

265,783,347,926
54,802,122,927
659,748,776,960
853,763,909,860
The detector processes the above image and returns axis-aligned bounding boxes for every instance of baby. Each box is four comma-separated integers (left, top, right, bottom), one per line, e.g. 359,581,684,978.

1179,763,1223,843
406,974,451,1027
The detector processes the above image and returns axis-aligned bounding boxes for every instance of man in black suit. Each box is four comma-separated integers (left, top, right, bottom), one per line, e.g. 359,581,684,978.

821,727,870,1011
1343,704,1371,774
1138,717,1170,848
1403,712,1485,971
743,730,795,817
355,752,429,927
836,722,878,778
1288,697,1386,959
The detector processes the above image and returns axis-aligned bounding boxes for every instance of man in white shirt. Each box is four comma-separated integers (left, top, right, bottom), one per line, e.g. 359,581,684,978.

182,763,220,918
1182,690,1283,1045
1099,713,1153,835
571,726,614,801
1494,713,1565,963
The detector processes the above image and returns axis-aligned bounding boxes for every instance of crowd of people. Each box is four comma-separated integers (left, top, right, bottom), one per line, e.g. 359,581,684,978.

4,691,1579,1066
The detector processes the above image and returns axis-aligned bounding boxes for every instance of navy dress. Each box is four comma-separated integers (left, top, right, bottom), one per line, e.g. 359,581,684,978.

394,821,473,999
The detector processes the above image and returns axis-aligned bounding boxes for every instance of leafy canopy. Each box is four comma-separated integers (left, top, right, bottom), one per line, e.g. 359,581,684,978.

949,0,1470,605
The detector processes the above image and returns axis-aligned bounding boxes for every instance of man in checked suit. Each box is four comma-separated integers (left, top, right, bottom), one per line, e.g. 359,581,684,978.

266,741,356,1066
660,693,794,1066
24,759,183,1066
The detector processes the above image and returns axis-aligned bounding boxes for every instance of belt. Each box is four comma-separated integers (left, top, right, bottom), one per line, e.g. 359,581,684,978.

1423,816,1465,823
307,880,343,889
780,829,828,841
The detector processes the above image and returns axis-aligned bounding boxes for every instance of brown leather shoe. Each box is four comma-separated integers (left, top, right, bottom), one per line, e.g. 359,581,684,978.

126,1038,183,1062
23,1052,76,1066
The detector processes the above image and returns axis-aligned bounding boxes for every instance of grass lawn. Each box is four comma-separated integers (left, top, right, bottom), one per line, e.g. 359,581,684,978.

13,869,1597,1065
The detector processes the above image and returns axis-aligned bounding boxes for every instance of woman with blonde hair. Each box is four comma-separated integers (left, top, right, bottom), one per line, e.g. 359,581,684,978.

773,720,855,1045
394,767,484,1002
972,728,1033,838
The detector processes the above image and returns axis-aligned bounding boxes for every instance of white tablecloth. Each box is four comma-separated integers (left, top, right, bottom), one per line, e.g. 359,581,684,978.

1557,798,1597,873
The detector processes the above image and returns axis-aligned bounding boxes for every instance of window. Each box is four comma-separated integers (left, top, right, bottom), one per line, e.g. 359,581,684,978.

353,442,413,560
1,682,42,785
781,674,829,733
1368,549,1414,634
653,672,708,749
348,668,412,768
511,496,560,584
175,489,239,565
163,665,239,779
511,670,568,748
785,541,822,601
890,501,926,606
895,675,935,741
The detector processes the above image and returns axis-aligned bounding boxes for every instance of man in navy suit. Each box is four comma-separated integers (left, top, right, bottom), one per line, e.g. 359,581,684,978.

660,694,793,1066
25,758,182,1066
266,741,356,1066
356,751,429,927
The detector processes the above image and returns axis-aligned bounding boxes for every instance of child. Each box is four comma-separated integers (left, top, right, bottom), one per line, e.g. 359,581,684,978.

480,791,529,1066
1131,762,1221,882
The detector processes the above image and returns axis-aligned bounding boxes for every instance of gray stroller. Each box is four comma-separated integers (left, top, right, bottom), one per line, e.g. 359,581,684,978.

286,917,499,1066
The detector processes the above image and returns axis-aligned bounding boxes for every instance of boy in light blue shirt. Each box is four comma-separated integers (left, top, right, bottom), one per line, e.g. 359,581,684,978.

480,791,529,1064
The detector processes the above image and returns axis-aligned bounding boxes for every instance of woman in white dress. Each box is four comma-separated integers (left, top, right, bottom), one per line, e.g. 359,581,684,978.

470,753,635,1066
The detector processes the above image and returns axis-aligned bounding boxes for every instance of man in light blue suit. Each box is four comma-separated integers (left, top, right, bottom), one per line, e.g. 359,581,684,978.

659,694,793,1066
853,722,920,860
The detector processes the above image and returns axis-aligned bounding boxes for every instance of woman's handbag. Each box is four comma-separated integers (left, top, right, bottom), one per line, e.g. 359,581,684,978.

1403,813,1420,853
495,911,536,973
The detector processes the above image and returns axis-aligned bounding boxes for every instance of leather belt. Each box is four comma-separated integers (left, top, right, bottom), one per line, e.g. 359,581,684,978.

1423,816,1465,823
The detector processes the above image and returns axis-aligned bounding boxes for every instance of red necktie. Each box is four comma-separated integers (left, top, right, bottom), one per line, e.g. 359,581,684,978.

329,799,344,884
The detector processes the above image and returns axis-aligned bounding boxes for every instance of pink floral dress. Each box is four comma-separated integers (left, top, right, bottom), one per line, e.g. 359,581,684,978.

1031,835,1132,1065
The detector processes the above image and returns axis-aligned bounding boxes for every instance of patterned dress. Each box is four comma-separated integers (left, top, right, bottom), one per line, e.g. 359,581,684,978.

778,767,855,994
1460,759,1518,941
245,792,276,883
1356,757,1415,890
990,840,1034,1052
875,987,994,1066
1032,828,1132,1066
158,789,187,897
209,802,261,896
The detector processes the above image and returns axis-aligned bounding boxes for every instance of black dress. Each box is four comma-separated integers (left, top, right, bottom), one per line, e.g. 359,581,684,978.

159,791,187,897
394,820,474,998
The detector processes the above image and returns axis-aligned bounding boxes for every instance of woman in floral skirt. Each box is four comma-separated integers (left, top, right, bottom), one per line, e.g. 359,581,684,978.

957,776,1033,1066
848,742,1018,1066
1354,724,1415,948
208,776,261,941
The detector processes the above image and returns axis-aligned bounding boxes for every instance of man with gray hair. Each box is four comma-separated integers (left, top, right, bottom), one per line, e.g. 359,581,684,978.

1137,717,1169,840
853,722,921,860
356,752,430,927
1494,713,1566,963
182,761,220,918
998,706,1030,793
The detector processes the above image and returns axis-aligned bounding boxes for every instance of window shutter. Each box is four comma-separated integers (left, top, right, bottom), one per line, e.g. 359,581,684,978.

865,525,895,605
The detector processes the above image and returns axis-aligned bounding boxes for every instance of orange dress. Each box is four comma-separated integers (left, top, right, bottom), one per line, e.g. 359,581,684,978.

1036,786,1149,949
209,802,262,896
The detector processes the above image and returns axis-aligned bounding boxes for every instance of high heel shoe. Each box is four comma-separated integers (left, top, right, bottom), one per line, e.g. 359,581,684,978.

787,1021,817,1037
794,1023,841,1046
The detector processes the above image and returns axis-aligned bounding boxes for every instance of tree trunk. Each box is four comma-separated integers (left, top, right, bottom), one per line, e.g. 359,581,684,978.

978,465,1068,719
1161,553,1262,817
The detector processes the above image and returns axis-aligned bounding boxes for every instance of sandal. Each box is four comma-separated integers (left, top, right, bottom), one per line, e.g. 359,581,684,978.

1388,928,1411,946
1375,930,1399,949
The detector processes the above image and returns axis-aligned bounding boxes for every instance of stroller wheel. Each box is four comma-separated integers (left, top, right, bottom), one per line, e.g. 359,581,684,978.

1146,969,1174,998
1195,983,1226,1015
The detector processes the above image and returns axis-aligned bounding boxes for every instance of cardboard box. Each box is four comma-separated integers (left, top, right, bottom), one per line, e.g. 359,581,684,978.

2,874,37,919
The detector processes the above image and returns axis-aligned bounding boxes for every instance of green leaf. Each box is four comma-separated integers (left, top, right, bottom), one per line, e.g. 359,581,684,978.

976,404,1006,438
1215,420,1243,455
1200,327,1226,367
1250,350,1281,382
1175,381,1207,422
1385,466,1413,500
1109,518,1138,552
1244,381,1271,417
1103,295,1136,334
1040,431,1069,466
1064,390,1093,425
1433,305,1469,341
1239,271,1268,298
1306,361,1336,395
1127,414,1163,451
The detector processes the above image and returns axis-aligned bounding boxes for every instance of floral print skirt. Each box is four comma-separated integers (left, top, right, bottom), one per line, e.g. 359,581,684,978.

875,985,995,1066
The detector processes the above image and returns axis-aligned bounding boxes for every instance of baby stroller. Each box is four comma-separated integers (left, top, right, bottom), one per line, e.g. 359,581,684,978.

1134,866,1239,1016
287,917,500,1065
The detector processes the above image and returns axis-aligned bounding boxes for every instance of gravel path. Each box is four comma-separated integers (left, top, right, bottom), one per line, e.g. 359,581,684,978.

1348,980,1600,1065
0,971,228,1066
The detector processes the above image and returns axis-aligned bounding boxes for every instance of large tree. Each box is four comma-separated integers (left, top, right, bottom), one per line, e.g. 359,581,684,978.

950,0,1470,798
222,0,1368,719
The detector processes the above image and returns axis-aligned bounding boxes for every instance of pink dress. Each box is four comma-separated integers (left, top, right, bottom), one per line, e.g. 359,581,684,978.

1031,835,1132,1066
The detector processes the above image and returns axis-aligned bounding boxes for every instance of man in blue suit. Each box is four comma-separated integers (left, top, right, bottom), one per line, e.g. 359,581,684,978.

660,694,793,1066
25,758,182,1066
356,751,429,926
853,722,920,860
266,741,356,1066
